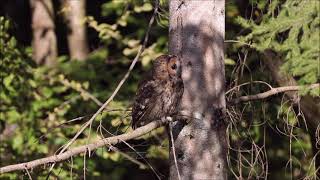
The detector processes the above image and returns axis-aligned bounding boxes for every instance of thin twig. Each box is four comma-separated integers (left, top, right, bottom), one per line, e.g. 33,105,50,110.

121,140,162,180
98,125,148,169
226,81,273,95
98,122,161,179
83,150,86,180
224,39,254,48
117,149,148,169
25,168,32,180
58,79,102,106
70,156,73,179
169,122,181,180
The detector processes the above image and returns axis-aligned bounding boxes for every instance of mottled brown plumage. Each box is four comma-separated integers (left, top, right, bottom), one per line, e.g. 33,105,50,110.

132,55,184,129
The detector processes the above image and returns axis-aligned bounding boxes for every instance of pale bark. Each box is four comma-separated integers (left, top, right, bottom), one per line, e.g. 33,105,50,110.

263,50,320,177
30,0,57,66
169,0,227,179
63,0,88,61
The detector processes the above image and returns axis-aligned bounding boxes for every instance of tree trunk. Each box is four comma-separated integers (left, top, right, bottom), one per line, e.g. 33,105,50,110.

63,0,88,61
263,50,320,178
30,0,57,67
169,0,227,179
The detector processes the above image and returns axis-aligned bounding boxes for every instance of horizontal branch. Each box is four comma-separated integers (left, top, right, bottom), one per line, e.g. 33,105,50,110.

229,83,319,104
0,118,169,174
1,83,318,174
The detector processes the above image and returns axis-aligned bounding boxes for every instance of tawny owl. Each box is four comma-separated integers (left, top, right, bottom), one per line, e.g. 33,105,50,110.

132,55,184,129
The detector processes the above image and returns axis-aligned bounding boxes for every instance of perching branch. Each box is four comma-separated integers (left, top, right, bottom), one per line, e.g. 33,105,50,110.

0,118,169,174
229,83,319,104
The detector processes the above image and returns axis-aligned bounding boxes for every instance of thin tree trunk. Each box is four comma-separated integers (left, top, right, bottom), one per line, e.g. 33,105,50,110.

263,50,320,177
169,0,227,179
63,0,88,61
30,0,57,67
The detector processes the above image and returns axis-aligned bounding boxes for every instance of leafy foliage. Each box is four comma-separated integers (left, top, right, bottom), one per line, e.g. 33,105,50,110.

224,0,319,179
87,0,167,67
0,0,319,179
236,0,319,95
0,17,100,179
1,0,168,178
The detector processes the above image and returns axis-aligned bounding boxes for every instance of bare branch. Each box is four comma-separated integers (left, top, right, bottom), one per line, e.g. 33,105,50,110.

230,83,319,104
0,118,169,174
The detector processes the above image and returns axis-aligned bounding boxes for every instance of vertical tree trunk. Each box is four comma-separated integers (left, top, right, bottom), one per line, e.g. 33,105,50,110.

169,0,227,179
63,0,88,61
30,0,57,67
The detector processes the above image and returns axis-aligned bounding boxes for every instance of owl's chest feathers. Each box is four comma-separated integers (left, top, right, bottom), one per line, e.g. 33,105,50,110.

132,77,183,127
156,79,181,114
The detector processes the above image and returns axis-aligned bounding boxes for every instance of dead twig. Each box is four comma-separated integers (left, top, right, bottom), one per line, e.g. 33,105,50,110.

229,83,319,104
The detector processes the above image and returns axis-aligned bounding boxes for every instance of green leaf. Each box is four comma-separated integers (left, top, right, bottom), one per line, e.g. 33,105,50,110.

225,58,236,65
12,134,23,151
3,74,15,91
7,109,20,123
109,152,121,161
42,87,53,98
9,37,17,47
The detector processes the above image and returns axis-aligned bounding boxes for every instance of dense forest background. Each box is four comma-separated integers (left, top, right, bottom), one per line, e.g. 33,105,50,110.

0,0,319,179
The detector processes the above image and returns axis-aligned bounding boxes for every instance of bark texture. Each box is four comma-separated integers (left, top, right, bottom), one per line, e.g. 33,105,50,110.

63,0,88,61
30,0,57,66
263,50,320,177
169,0,227,179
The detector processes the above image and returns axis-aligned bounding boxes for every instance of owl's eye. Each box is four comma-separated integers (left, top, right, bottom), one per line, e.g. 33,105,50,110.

171,64,177,70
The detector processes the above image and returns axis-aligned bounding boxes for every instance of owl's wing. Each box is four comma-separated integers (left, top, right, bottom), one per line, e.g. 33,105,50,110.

132,79,160,129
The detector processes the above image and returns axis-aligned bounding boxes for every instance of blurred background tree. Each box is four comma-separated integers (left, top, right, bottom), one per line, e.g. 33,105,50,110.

0,0,319,179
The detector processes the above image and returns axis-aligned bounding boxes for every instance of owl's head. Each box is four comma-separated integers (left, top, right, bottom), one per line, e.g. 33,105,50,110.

152,54,182,80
